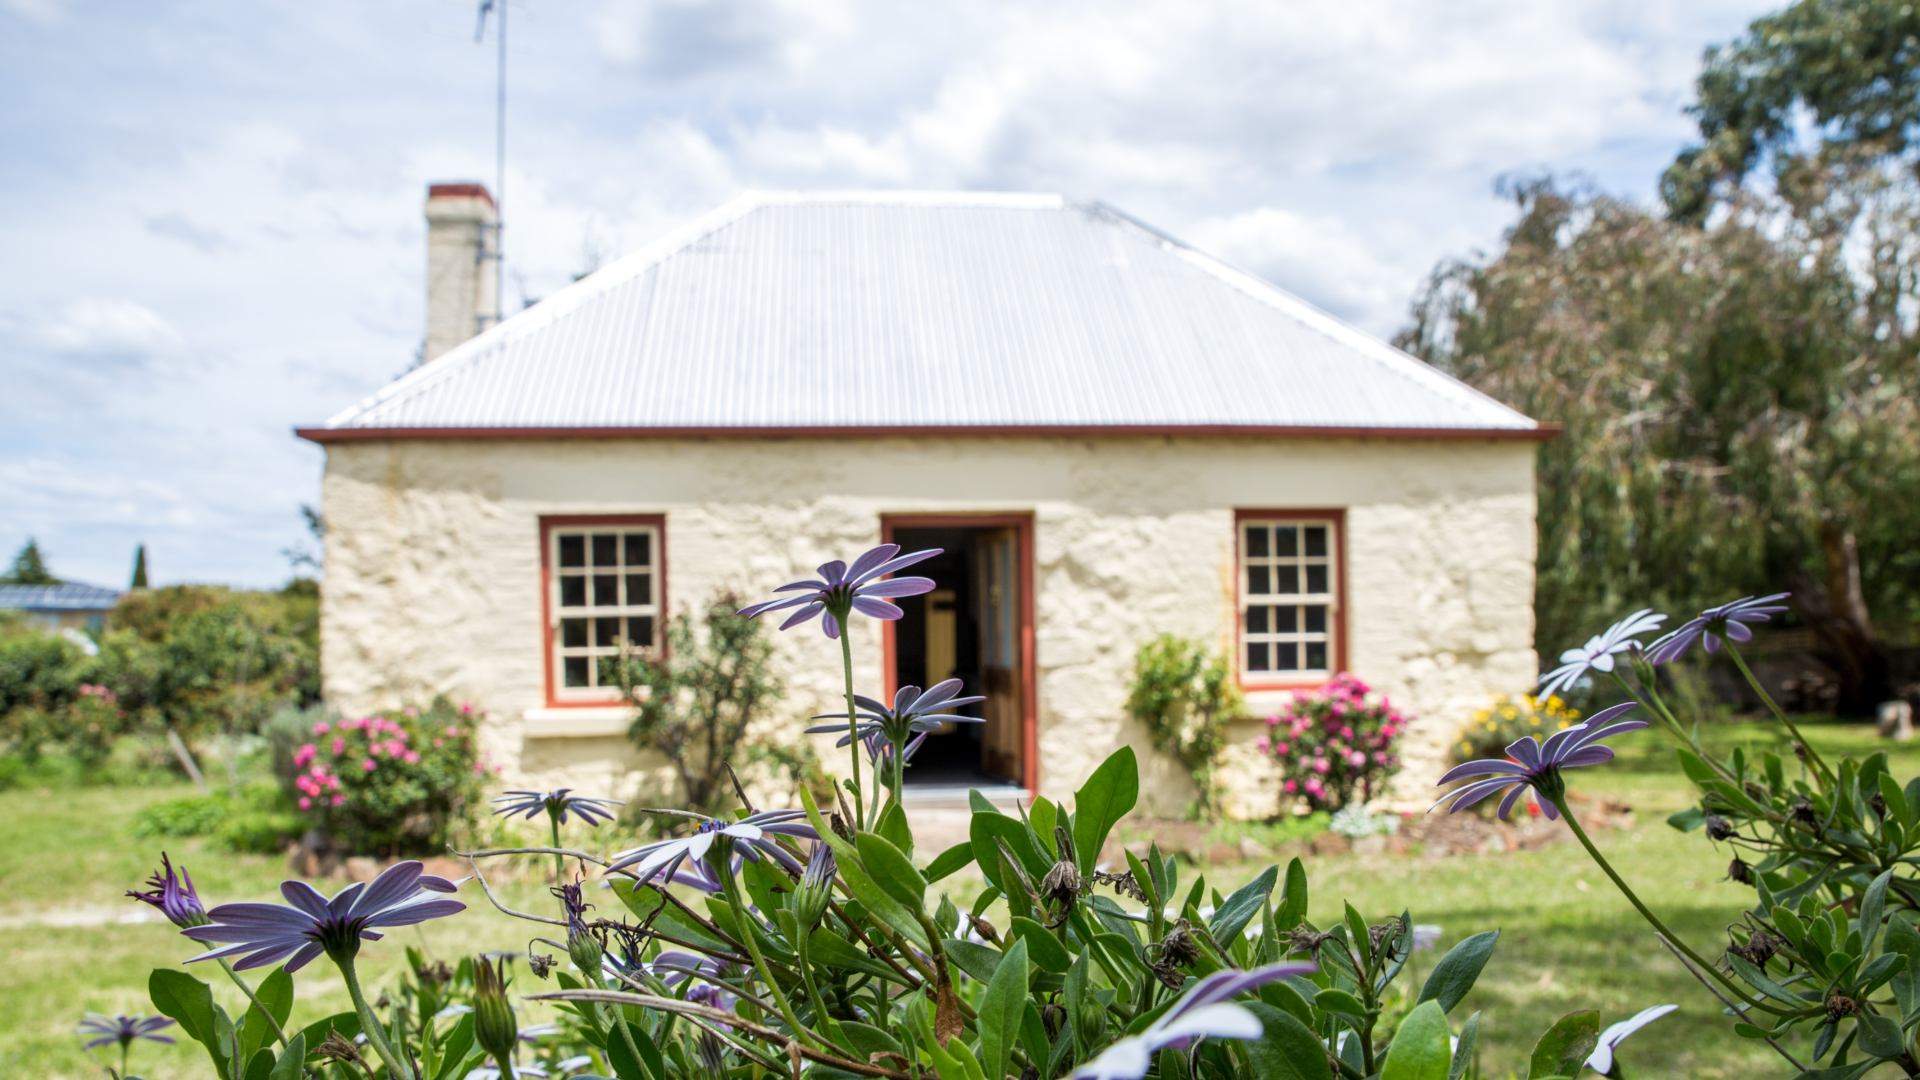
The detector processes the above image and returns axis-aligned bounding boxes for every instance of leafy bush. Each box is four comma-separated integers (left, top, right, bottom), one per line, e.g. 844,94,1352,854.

614,590,792,814
1258,673,1407,812
1452,692,1581,766
93,583,320,779
0,623,94,760
283,698,490,855
1125,634,1242,814
132,779,305,853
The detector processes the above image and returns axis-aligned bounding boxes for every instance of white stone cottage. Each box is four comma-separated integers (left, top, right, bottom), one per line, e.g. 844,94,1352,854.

299,187,1546,817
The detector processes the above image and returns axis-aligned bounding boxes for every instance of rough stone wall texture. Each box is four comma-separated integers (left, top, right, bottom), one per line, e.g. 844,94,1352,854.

319,436,1537,816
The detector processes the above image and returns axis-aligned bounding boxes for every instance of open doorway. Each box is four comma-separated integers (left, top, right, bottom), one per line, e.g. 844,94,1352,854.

882,516,1034,792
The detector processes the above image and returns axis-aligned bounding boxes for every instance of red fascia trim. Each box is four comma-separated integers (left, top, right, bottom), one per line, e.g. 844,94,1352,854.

296,422,1560,445
427,182,495,207
880,512,1040,793
537,513,668,709
1232,508,1351,695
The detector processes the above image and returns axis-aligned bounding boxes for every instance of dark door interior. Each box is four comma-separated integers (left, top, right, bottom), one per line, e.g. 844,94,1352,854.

889,526,1022,787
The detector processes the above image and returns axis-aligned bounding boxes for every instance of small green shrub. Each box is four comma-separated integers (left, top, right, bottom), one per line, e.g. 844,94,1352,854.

216,808,305,854
1125,634,1242,814
614,590,792,815
1452,691,1582,766
133,793,229,838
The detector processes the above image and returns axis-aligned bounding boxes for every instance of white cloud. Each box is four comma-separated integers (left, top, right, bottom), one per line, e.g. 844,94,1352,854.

0,0,1774,586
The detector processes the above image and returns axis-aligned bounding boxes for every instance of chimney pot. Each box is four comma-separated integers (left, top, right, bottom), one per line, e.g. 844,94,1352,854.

423,182,499,364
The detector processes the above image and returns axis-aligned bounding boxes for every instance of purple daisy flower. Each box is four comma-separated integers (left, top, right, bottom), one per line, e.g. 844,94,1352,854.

606,810,817,886
184,861,464,972
491,788,623,826
128,852,208,928
737,543,940,638
1433,702,1646,820
78,1013,175,1050
1645,593,1790,665
1072,961,1317,1079
807,677,986,746
1537,608,1666,698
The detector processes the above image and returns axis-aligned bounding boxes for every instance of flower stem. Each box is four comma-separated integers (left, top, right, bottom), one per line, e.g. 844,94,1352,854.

548,813,566,883
337,954,415,1080
218,958,290,1047
838,628,865,829
1550,794,1783,1015
718,851,827,1052
1724,644,1833,785
491,1049,518,1079
119,1041,129,1078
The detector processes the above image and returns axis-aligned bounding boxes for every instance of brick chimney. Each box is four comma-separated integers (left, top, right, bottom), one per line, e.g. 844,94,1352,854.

423,182,499,363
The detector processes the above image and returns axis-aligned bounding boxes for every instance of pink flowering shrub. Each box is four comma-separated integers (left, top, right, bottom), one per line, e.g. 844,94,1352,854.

1257,673,1408,811
285,697,492,854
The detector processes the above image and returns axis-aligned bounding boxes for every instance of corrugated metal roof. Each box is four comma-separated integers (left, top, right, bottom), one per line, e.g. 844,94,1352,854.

316,192,1537,435
0,582,122,612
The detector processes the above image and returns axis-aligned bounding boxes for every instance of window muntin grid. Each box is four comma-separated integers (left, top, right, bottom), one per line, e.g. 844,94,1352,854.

1239,518,1337,678
549,524,659,696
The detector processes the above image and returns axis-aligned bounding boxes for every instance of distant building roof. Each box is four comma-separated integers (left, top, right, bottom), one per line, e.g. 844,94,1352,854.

0,582,122,612
304,191,1541,440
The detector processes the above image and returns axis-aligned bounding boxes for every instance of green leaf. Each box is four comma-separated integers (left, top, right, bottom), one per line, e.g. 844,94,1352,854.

799,786,928,947
1029,796,1059,854
1007,916,1074,974
149,968,235,1080
875,799,914,852
237,966,294,1063
807,926,908,982
1527,1010,1599,1079
1071,747,1139,876
1243,1002,1334,1080
1419,930,1499,1013
1315,988,1367,1022
1861,869,1893,954
978,938,1030,1080
1858,1013,1906,1060
1210,865,1277,945
1275,857,1308,931
1666,806,1705,831
857,831,928,907
1381,1000,1452,1080
266,1033,307,1080
925,841,977,883
1448,1012,1481,1080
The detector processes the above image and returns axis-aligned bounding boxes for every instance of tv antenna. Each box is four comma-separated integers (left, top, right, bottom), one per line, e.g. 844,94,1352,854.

475,0,507,326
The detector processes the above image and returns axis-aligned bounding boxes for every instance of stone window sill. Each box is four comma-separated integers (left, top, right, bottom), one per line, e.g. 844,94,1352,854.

522,705,633,739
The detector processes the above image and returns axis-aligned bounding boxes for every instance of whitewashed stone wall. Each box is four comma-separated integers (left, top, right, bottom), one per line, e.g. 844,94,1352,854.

318,435,1537,816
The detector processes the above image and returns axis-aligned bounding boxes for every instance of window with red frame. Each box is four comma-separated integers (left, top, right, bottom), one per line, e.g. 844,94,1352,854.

546,521,661,698
1238,516,1339,680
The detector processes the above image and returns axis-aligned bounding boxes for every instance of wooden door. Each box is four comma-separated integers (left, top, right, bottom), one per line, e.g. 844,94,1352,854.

973,527,1022,781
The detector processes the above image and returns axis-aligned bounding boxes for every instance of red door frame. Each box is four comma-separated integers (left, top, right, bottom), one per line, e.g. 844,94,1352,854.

879,513,1038,793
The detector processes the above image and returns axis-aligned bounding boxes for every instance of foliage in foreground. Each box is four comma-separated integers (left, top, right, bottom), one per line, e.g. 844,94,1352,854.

127,548,1613,1079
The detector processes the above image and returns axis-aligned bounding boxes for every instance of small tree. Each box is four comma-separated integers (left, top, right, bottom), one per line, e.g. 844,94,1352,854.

1125,634,1242,815
615,590,783,814
3,539,57,585
128,544,148,589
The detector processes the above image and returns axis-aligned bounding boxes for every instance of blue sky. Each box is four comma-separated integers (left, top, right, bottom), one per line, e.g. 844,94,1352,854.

0,0,1773,589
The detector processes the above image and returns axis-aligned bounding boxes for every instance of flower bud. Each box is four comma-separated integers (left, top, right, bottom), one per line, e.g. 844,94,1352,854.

472,956,518,1062
794,844,835,926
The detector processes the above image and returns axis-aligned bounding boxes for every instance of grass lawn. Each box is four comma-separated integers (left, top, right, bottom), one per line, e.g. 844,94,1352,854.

1,719,1911,1077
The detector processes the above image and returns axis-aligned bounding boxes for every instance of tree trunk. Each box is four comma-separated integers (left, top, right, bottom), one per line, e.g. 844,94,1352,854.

164,723,208,790
1791,525,1891,716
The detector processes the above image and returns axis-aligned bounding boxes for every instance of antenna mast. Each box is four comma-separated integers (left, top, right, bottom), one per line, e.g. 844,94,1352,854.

476,0,506,327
